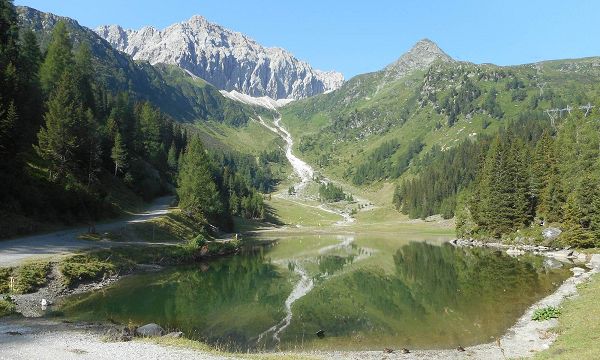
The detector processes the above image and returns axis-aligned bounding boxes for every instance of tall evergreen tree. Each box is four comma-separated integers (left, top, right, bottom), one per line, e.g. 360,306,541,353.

39,21,73,94
177,136,224,223
111,131,127,176
36,71,83,181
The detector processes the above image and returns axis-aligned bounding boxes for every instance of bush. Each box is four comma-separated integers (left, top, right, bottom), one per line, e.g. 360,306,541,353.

532,306,561,321
0,296,16,317
0,268,12,294
189,234,207,249
59,255,117,287
15,262,50,294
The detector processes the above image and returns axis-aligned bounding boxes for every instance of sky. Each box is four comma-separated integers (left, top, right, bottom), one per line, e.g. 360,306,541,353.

14,0,600,79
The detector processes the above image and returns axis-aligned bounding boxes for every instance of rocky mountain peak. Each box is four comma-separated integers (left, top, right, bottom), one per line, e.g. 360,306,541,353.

95,16,344,100
385,38,453,79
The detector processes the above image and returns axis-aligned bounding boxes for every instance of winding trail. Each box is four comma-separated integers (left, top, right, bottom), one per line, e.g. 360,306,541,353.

0,196,175,267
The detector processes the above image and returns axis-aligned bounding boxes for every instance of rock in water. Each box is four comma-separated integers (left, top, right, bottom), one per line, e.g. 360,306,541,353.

135,323,165,337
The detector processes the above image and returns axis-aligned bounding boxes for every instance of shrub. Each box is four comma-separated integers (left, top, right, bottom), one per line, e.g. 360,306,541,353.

59,255,116,287
532,306,561,321
15,262,50,294
0,296,16,317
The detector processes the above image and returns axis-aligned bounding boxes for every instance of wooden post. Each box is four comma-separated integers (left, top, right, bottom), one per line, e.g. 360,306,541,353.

9,276,15,292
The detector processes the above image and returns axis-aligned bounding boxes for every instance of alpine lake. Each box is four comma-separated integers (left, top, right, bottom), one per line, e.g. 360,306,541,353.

55,229,572,352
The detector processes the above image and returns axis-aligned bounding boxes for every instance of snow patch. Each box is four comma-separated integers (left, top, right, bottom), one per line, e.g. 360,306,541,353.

220,90,294,110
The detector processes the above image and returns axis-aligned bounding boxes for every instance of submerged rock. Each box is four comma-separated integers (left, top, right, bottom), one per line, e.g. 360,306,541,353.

135,323,165,337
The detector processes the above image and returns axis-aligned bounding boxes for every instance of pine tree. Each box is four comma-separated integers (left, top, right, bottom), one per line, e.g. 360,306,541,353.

111,131,127,176
177,136,223,222
39,21,73,94
17,29,43,147
167,141,178,174
0,102,18,159
36,72,83,181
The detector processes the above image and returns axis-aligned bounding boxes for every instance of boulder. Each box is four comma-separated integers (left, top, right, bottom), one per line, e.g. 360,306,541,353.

135,323,165,337
542,227,562,241
571,267,586,277
105,327,133,342
588,254,600,269
163,331,184,338
543,258,563,270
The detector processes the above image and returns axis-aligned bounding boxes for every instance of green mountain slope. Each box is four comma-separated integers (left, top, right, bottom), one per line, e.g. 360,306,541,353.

281,41,600,188
17,6,254,126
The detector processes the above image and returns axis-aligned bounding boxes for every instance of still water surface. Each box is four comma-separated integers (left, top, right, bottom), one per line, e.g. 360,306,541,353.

58,233,571,351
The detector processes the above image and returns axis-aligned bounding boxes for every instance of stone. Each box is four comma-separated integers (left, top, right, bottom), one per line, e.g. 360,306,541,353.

105,327,133,342
135,323,165,337
571,267,586,276
588,254,600,269
542,227,562,241
543,258,563,269
163,331,184,338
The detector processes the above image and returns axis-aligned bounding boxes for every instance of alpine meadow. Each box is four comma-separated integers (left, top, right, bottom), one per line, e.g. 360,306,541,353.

1,1,600,359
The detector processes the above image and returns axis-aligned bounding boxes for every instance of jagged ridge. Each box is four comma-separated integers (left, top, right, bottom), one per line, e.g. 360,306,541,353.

96,16,344,100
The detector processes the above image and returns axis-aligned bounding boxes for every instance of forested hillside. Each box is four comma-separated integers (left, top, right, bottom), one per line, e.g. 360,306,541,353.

282,40,600,245
0,1,281,238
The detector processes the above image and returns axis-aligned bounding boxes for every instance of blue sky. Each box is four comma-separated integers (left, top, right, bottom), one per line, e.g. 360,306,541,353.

14,0,600,79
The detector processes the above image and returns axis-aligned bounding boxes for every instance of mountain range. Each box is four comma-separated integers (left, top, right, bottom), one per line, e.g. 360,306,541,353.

95,17,344,100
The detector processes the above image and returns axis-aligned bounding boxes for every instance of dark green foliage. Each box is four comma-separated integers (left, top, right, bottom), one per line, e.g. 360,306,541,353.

532,306,560,321
482,87,504,118
177,136,226,225
440,76,482,126
394,139,489,219
319,182,347,203
352,140,399,185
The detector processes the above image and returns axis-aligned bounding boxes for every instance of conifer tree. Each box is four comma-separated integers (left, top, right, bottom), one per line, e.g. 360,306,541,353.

40,21,73,94
111,131,127,176
177,136,223,222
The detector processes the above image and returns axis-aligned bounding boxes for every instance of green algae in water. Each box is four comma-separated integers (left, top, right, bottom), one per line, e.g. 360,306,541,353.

57,239,572,352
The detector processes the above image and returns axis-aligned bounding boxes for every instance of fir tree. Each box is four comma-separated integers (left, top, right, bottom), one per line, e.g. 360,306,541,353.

39,21,74,94
36,71,83,181
111,131,127,176
177,136,223,222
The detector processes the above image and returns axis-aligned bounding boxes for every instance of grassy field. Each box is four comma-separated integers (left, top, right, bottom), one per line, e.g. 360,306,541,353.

535,272,600,359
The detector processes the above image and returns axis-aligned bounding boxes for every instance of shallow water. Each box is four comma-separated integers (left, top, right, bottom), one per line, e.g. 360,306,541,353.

57,233,572,352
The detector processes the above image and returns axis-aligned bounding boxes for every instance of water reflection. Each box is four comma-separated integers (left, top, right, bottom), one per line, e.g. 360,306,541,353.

57,240,571,352
283,242,570,350
59,250,291,351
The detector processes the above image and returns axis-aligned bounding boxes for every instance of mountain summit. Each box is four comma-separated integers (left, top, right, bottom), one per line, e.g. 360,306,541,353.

385,39,453,79
95,17,344,100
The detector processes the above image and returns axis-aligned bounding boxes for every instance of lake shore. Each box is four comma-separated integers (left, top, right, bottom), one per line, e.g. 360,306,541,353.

2,246,598,359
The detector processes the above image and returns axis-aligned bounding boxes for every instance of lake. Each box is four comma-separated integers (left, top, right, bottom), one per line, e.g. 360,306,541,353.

57,232,571,352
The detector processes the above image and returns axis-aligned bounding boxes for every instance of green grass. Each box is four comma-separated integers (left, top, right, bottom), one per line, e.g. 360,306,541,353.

59,254,120,287
267,197,341,228
535,273,600,359
0,297,16,317
14,262,50,294
196,119,283,155
0,267,11,294
143,336,320,360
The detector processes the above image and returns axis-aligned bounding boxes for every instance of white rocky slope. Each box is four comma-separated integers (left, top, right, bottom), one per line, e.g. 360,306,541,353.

96,16,344,100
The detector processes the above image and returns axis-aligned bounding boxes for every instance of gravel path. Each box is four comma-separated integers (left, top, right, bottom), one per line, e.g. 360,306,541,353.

0,196,174,267
0,318,236,360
